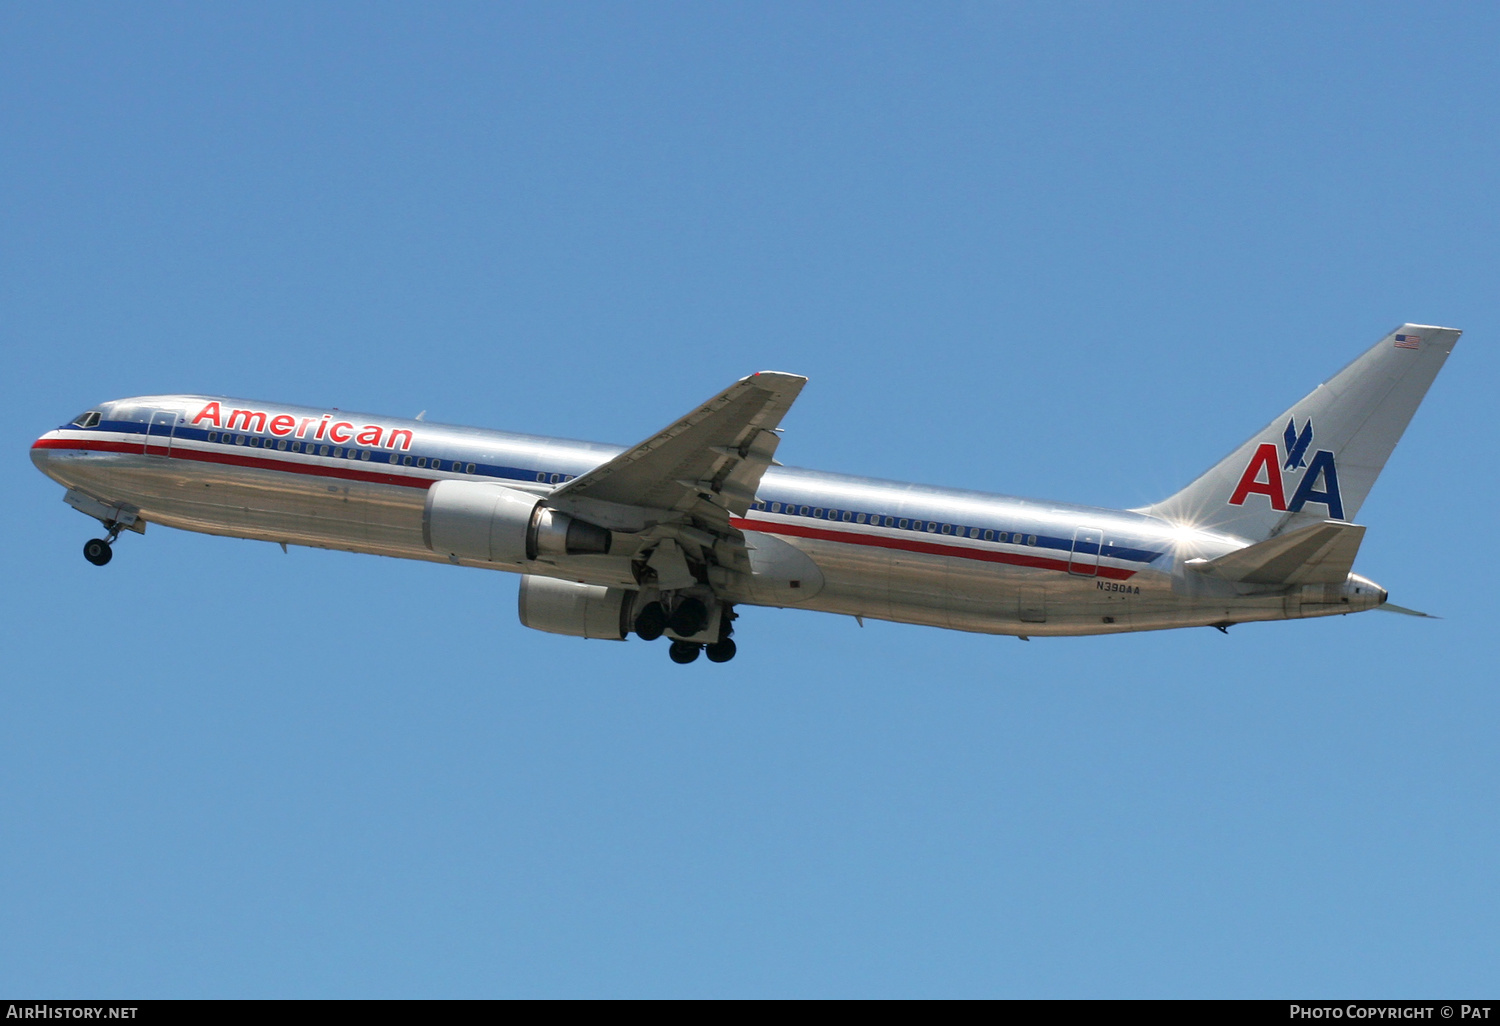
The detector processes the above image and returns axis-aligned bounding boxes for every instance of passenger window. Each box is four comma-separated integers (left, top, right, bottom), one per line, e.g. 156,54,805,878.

332,447,343,457
771,503,782,512
249,437,259,447
899,519,909,529
234,434,244,445
984,529,994,541
207,431,217,442
550,473,561,484
855,513,866,524
277,439,288,450
465,462,474,473
1028,534,1037,545
941,524,952,534
813,508,824,518
842,511,852,522
365,451,374,461
536,472,546,482
416,457,427,468
927,522,938,533
291,441,301,452
799,506,809,516
403,455,414,466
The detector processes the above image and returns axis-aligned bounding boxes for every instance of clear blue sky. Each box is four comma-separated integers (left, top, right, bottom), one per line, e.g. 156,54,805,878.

3,2,1496,998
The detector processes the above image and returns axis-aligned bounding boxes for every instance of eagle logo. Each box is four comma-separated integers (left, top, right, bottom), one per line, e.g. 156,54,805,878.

1283,418,1313,472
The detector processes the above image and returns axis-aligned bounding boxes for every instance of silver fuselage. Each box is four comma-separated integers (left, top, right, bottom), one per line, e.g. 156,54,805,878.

31,394,1384,637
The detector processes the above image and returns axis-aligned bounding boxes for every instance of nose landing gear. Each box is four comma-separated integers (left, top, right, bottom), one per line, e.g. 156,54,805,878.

82,522,124,567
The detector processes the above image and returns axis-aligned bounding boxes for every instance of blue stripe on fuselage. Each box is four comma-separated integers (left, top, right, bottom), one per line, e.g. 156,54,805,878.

72,418,1166,566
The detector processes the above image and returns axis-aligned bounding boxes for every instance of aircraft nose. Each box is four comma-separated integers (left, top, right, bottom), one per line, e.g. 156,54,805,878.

31,435,52,469
30,430,64,478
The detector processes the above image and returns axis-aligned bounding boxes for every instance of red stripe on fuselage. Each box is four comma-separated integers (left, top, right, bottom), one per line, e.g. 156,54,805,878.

31,437,434,490
34,439,1140,580
728,516,1139,581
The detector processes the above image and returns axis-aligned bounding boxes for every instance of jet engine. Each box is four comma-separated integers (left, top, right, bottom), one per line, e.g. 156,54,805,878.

517,575,632,640
423,480,611,564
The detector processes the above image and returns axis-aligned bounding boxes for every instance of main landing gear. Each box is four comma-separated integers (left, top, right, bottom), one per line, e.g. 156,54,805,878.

635,598,738,665
667,636,737,664
82,522,124,567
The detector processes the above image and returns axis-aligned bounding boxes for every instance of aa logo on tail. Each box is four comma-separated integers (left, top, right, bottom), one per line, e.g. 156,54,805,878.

1229,417,1345,519
1283,418,1313,470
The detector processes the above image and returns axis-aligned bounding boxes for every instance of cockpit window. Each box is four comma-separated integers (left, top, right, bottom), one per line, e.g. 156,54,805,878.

70,411,102,429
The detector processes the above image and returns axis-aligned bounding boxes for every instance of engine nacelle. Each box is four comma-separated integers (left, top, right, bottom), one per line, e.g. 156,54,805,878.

517,575,632,640
424,480,611,564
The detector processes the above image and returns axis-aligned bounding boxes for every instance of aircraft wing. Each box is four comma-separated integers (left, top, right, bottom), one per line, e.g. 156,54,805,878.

547,371,806,530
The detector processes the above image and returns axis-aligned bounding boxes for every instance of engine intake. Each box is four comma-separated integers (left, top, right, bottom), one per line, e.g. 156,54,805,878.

518,575,632,640
424,480,611,564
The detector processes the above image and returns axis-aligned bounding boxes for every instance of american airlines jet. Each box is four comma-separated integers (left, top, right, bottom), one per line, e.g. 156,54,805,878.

31,324,1456,664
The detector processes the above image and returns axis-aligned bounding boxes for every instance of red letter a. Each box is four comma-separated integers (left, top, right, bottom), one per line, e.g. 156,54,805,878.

191,401,222,427
1227,443,1287,510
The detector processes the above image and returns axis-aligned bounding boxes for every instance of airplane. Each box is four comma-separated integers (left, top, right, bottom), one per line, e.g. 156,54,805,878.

30,323,1458,664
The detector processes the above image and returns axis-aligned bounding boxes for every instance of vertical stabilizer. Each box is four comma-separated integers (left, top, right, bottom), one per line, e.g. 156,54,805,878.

1144,324,1461,541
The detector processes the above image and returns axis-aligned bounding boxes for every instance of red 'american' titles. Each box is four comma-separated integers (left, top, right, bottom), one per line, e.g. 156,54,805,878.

191,401,415,451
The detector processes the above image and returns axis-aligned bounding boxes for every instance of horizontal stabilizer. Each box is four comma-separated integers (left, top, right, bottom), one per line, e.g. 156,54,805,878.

1187,519,1365,586
1376,602,1439,619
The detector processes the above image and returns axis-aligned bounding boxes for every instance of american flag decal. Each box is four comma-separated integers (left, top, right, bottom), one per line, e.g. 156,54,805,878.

1393,333,1422,349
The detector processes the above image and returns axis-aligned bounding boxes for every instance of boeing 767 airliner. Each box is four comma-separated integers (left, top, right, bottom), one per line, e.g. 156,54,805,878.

31,324,1458,664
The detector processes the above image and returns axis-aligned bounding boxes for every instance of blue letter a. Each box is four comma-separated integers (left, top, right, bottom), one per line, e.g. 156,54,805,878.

1288,450,1344,519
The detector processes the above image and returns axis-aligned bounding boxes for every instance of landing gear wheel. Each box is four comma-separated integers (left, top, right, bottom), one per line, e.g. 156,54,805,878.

705,638,737,663
668,597,708,637
634,601,667,641
83,538,112,566
669,640,702,665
